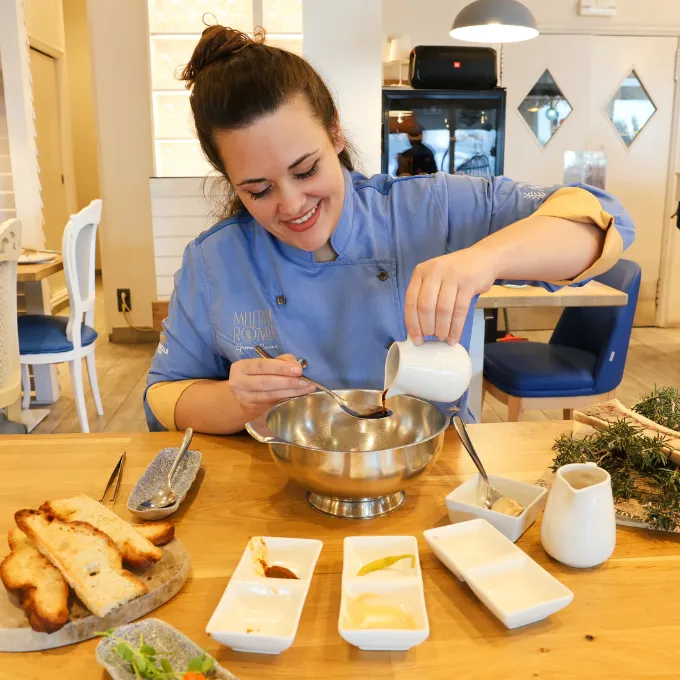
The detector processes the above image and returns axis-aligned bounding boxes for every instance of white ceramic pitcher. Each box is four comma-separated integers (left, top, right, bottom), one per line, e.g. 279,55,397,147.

383,339,472,403
540,462,616,568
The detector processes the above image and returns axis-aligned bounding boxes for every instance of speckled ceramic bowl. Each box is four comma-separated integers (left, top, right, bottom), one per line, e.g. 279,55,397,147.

128,447,202,520
96,618,236,679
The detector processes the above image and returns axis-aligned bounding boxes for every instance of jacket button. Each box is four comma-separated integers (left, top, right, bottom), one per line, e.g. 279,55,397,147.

298,358,308,368
276,295,286,305
377,270,389,281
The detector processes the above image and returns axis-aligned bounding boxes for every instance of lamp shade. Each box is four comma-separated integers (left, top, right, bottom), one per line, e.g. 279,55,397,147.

450,0,538,43
387,34,412,62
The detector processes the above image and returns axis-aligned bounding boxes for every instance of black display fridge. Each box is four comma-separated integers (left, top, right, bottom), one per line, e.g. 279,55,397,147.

382,87,506,179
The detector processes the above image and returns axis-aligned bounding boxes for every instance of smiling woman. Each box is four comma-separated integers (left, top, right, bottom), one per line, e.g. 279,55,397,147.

144,23,635,436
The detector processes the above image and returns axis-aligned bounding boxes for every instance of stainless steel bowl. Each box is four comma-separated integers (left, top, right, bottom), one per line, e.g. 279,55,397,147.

245,389,448,519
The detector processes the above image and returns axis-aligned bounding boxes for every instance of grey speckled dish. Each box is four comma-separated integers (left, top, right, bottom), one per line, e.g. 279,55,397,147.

128,447,202,520
96,618,237,680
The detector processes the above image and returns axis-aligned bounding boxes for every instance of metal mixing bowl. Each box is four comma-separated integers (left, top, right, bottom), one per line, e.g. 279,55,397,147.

245,389,448,519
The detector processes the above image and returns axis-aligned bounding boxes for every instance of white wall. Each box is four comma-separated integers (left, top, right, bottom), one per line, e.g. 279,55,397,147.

87,0,156,334
304,0,383,175
0,70,16,224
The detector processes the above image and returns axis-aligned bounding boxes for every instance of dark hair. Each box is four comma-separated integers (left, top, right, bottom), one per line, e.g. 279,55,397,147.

180,24,356,217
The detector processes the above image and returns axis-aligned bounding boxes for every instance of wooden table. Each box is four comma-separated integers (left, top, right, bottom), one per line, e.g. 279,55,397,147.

2,422,680,679
17,255,64,283
468,281,629,422
16,255,65,430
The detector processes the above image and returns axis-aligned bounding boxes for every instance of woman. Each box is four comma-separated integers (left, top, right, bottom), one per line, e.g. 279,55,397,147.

145,25,634,434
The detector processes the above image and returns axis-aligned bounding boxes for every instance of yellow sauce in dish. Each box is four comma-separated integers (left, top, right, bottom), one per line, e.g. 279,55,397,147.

345,593,417,630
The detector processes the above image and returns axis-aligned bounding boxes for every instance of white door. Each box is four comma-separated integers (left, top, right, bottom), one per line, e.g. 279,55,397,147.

30,47,69,298
502,35,678,328
587,37,677,325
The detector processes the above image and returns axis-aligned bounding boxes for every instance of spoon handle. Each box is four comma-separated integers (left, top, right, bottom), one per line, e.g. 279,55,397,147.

452,416,491,486
254,346,326,396
168,428,193,485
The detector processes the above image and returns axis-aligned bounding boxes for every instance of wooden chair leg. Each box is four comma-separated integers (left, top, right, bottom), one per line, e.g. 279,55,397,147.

563,408,574,420
507,397,522,422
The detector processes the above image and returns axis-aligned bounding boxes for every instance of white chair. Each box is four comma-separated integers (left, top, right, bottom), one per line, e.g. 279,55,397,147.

0,218,24,431
19,199,103,433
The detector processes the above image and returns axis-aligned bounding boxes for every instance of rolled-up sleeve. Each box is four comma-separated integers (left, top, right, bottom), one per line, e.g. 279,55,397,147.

144,241,230,431
430,173,635,289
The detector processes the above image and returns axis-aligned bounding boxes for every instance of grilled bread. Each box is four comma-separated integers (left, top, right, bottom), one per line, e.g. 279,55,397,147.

40,495,162,568
134,521,175,546
15,509,148,618
0,528,69,633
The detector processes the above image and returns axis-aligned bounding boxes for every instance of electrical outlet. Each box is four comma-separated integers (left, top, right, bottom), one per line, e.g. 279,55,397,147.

117,288,131,312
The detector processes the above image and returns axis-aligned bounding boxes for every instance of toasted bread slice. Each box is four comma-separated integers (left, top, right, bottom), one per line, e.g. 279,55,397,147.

133,521,175,546
0,528,69,633
15,509,148,618
40,495,162,568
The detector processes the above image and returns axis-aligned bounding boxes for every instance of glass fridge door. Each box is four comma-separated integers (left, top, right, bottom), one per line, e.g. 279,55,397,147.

385,96,503,178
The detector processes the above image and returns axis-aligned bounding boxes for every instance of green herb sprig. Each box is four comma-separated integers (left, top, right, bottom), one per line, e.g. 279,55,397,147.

96,629,215,679
632,386,680,432
552,410,680,531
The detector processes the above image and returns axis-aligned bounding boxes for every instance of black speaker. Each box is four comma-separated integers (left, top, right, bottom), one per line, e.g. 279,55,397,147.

408,46,498,90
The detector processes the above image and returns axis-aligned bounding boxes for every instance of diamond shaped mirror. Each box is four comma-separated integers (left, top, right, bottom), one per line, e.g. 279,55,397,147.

606,70,656,146
518,69,572,147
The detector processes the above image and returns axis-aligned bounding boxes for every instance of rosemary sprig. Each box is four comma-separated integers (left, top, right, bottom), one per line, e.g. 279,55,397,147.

552,387,680,532
632,386,680,432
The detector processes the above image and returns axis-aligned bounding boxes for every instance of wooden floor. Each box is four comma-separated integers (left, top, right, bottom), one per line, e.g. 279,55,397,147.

31,278,156,434
26,278,680,432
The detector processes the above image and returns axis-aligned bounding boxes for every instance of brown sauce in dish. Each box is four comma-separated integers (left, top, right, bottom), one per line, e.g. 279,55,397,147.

258,559,299,579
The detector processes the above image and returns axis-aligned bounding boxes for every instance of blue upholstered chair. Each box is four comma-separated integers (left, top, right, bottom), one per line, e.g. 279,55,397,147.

483,259,641,421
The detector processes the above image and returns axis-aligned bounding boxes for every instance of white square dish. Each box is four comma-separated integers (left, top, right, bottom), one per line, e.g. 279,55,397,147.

465,557,574,629
206,537,322,654
206,581,306,654
445,473,547,542
423,519,522,581
338,582,429,651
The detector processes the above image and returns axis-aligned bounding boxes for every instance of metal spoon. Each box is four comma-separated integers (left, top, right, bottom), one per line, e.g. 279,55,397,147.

137,428,193,510
452,416,503,510
255,346,392,420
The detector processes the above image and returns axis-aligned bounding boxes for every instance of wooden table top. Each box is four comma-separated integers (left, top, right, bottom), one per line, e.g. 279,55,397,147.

478,280,627,309
17,255,64,282
2,423,679,679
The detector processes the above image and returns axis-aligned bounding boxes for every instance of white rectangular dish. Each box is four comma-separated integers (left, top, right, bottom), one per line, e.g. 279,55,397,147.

206,537,322,654
445,473,547,542
338,536,429,651
424,519,573,629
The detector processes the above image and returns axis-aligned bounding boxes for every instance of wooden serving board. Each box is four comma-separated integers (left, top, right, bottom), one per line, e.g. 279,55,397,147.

0,539,189,652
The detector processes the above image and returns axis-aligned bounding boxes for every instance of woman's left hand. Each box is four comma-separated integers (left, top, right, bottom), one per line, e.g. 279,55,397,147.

405,247,498,345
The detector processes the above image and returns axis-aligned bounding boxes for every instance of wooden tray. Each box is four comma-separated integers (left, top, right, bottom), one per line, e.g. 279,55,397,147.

0,539,189,652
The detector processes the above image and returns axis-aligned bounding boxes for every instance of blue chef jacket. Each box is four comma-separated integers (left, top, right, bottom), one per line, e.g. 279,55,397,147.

145,168,634,430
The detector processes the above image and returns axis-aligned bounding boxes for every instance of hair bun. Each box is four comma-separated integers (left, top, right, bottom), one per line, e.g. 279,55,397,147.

181,24,266,86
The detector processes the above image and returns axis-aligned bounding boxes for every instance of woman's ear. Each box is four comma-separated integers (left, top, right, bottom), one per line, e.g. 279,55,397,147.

332,118,346,155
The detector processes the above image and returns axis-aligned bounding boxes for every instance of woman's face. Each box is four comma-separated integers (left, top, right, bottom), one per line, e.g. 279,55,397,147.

214,95,346,255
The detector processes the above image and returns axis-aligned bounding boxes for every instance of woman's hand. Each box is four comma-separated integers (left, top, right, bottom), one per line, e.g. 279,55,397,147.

405,246,498,345
228,353,316,419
